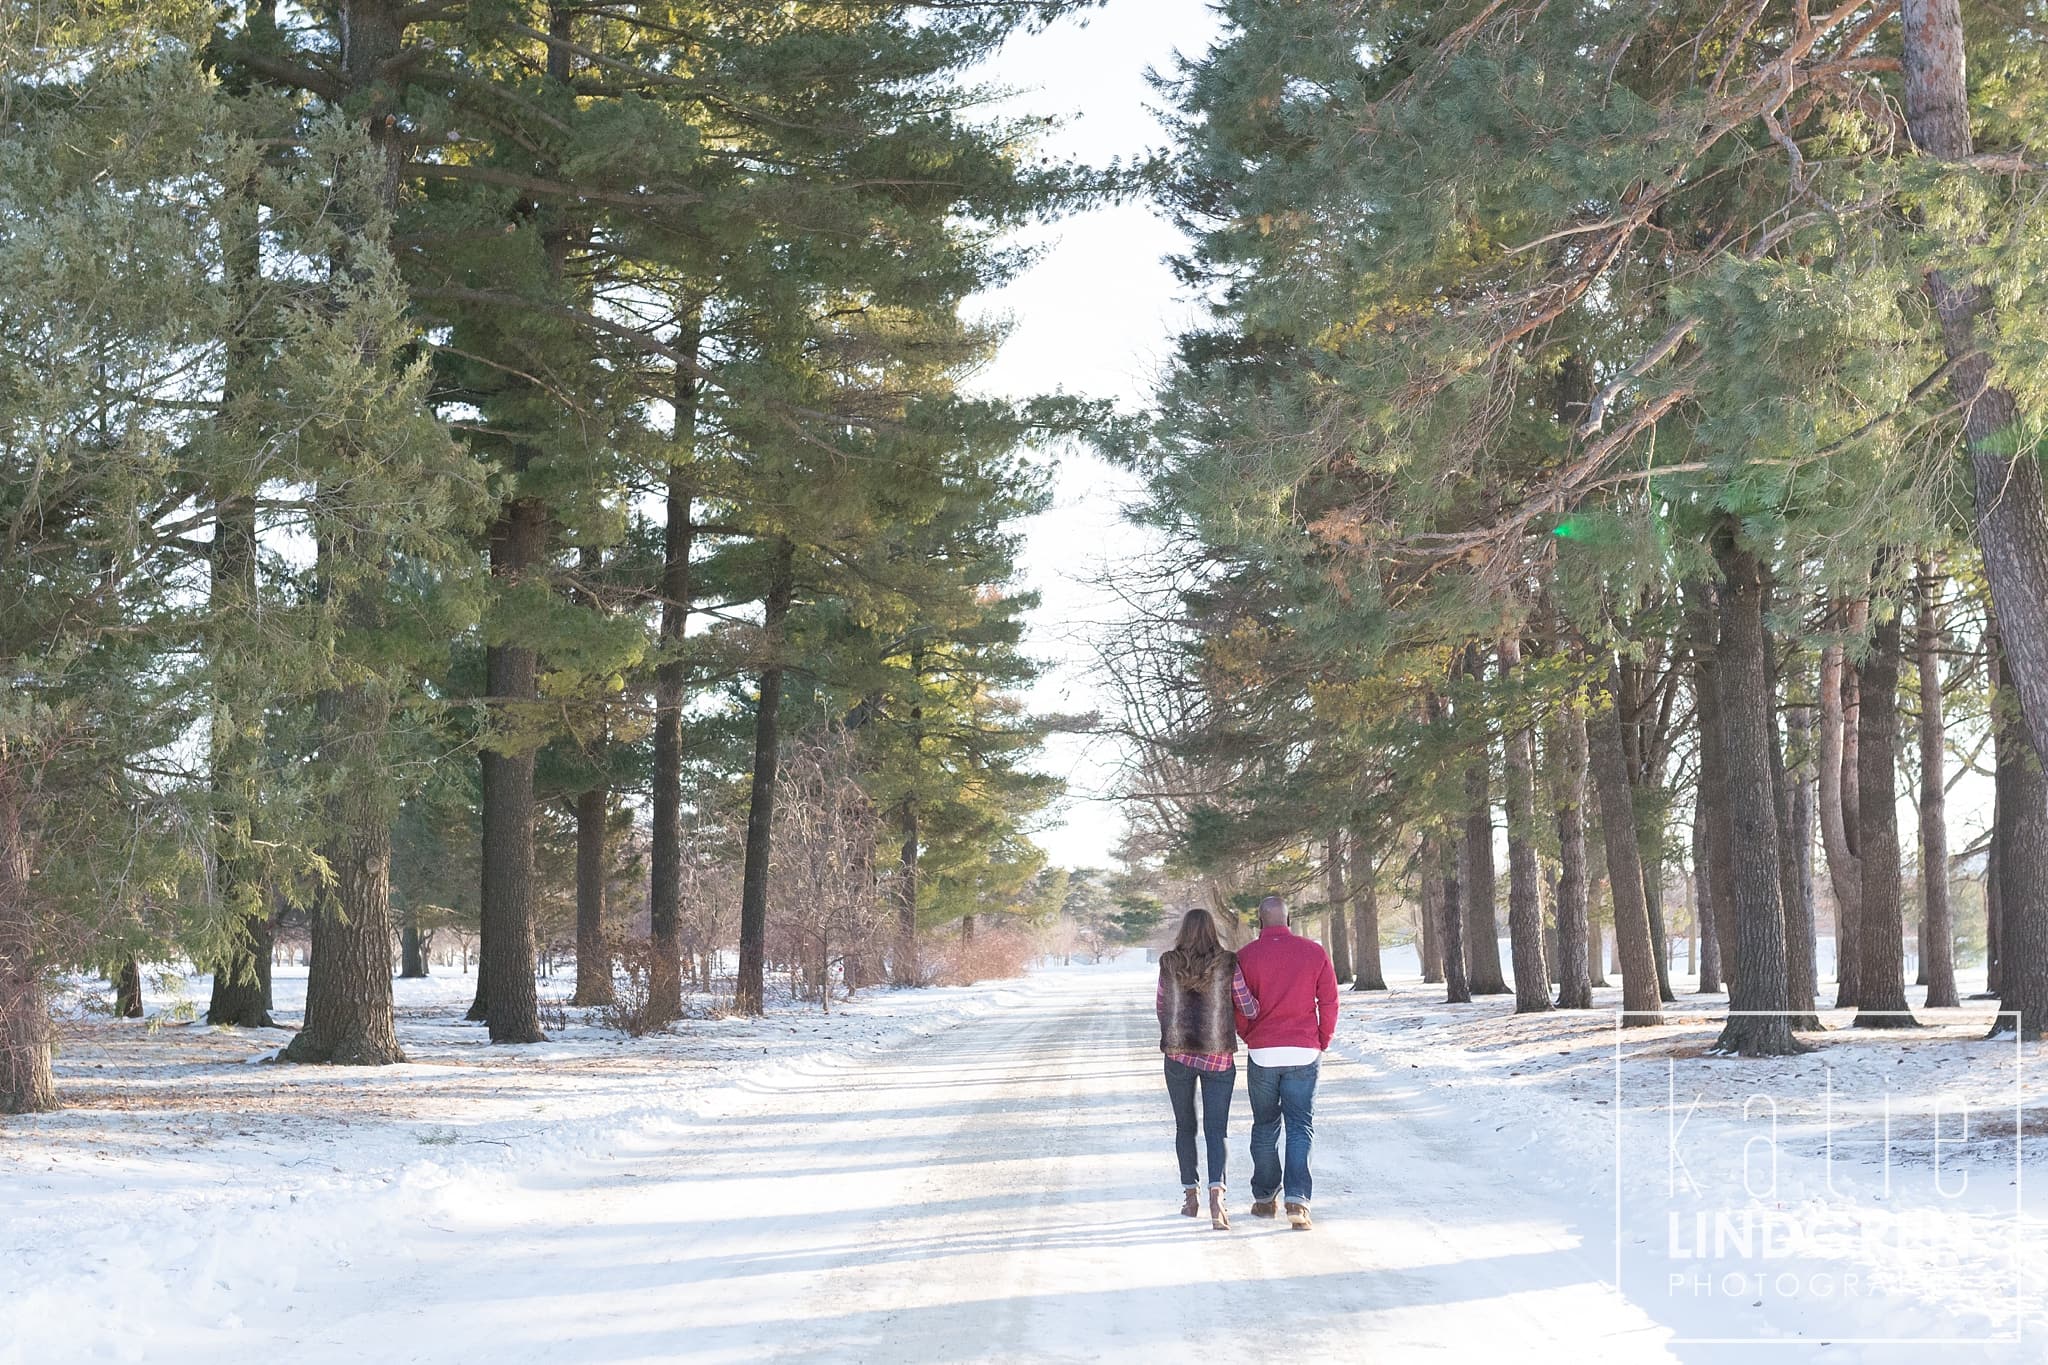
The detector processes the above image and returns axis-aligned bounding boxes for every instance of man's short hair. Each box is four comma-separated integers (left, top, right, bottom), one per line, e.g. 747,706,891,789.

1258,894,1287,922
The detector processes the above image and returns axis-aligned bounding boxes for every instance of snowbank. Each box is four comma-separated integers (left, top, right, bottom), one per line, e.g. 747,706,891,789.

3,964,1029,1365
1329,966,2046,1355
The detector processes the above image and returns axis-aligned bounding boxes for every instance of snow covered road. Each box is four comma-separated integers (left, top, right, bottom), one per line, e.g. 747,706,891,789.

148,963,1675,1364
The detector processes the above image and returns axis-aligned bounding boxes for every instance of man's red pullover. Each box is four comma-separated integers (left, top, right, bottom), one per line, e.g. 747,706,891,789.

1234,925,1339,1051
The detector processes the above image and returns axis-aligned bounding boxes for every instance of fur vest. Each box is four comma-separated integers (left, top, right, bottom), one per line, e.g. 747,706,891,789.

1158,950,1237,1055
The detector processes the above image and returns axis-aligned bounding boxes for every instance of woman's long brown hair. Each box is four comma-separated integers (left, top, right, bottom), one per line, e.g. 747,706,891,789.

1168,908,1228,988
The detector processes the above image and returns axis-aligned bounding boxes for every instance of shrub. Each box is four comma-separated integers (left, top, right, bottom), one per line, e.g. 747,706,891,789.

593,936,670,1037
925,925,1033,987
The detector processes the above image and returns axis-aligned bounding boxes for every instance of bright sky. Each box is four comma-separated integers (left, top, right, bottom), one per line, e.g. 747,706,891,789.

966,0,1222,872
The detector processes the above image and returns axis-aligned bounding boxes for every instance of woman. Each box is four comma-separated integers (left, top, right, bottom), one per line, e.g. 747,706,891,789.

1155,908,1258,1230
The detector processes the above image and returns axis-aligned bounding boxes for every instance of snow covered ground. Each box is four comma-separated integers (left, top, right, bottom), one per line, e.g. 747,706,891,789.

3,950,2041,1363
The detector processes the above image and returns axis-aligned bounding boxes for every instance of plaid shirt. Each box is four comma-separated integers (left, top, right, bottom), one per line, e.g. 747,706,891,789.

1157,966,1259,1072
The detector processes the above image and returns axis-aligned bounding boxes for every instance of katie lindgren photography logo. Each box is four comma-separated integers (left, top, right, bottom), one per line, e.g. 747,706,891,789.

1610,1011,2026,1347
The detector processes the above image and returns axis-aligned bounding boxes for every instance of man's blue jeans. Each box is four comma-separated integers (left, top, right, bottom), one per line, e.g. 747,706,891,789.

1246,1057,1318,1204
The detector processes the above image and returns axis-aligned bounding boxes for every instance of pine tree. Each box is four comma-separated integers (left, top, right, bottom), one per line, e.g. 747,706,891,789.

3,0,236,1108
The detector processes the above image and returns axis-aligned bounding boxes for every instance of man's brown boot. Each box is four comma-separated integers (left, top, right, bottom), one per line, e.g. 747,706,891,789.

1250,1196,1278,1218
1286,1202,1313,1231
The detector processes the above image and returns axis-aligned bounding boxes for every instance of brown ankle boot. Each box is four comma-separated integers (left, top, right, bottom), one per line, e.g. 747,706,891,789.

1286,1202,1313,1231
1180,1187,1199,1218
1250,1196,1278,1218
1209,1186,1230,1230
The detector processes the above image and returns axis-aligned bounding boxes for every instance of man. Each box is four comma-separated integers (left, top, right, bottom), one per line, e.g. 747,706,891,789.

1233,894,1338,1230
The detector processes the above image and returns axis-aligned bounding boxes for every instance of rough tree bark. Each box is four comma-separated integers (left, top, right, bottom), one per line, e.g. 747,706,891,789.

1915,566,1960,1008
1587,667,1663,1024
1850,598,1917,1027
1348,820,1387,990
734,539,796,1016
1989,639,2048,1039
1788,704,1820,995
1416,838,1444,984
205,170,277,1030
1460,661,1509,996
1986,829,2003,997
1690,585,1739,988
1709,523,1803,1055
1901,0,2048,786
894,799,920,985
1692,812,1722,993
1499,635,1552,1012
114,960,144,1019
398,905,428,980
572,786,614,1007
1326,832,1353,984
1417,843,1445,985
1436,833,1472,1005
473,495,547,1045
1767,645,1819,1029
647,313,699,1023
1549,692,1594,1008
284,790,404,1067
1817,631,1862,1007
0,772,54,1113
283,0,412,1065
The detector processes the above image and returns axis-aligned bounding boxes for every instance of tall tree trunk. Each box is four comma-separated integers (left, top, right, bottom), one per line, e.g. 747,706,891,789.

1768,647,1820,1028
894,799,920,985
1550,693,1594,1008
1325,832,1353,983
1709,523,1802,1055
1789,703,1820,994
1986,812,2004,998
569,536,616,1009
283,773,404,1065
1915,566,1960,1008
647,313,699,1023
1458,789,1507,993
205,171,275,1030
1641,850,1676,1002
572,786,614,1007
1836,617,1869,1005
473,496,547,1045
1777,699,1826,1031
1901,0,2048,781
398,906,428,980
1587,669,1662,1024
1690,585,1739,987
0,773,54,1113
1348,821,1386,990
734,539,795,1016
1989,635,2048,1038
286,0,418,1068
112,959,142,1019
1693,812,1723,993
1417,846,1445,984
1498,636,1551,1012
1436,833,1472,1005
1461,654,1508,995
1817,635,1862,1006
1546,893,1563,986
1851,597,1916,1026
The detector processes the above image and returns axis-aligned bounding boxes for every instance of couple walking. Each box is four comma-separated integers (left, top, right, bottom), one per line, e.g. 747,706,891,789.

1154,895,1337,1233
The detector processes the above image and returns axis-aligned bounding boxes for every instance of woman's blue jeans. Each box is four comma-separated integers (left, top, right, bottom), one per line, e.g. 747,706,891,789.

1163,1057,1235,1187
